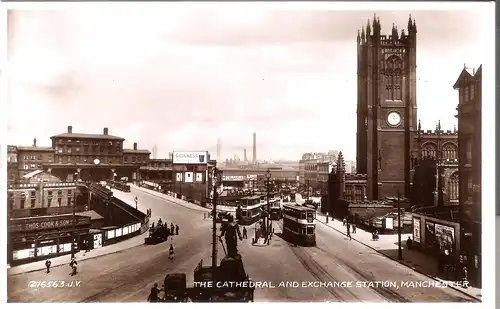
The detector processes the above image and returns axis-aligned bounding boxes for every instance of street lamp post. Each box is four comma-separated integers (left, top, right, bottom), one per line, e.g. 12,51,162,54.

71,172,78,259
211,168,222,269
265,168,271,240
397,190,403,260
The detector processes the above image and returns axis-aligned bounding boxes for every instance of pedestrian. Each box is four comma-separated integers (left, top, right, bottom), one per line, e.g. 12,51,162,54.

147,283,161,302
243,227,247,239
342,217,347,226
204,213,206,219
352,223,356,234
346,223,352,240
175,224,179,235
406,236,413,250
45,259,52,273
170,223,175,235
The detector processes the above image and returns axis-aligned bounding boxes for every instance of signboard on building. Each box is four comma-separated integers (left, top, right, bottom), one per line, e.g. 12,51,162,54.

435,223,455,253
9,215,91,233
246,175,258,180
222,175,245,181
413,217,421,243
173,151,208,164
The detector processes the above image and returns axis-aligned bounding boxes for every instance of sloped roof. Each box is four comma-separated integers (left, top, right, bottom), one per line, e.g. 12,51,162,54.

22,169,45,179
76,210,104,221
453,65,482,89
50,132,125,140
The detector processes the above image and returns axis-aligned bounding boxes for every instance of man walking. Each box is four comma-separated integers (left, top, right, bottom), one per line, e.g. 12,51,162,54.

45,259,52,273
242,227,247,239
346,223,352,240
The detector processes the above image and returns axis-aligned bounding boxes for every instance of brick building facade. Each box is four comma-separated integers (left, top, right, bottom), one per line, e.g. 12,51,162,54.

454,65,482,287
356,16,418,200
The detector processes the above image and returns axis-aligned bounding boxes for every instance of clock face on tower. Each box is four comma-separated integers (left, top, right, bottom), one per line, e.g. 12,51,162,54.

387,112,401,126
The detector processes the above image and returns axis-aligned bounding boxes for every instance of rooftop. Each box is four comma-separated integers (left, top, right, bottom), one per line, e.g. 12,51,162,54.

17,146,54,152
123,148,151,154
50,132,125,140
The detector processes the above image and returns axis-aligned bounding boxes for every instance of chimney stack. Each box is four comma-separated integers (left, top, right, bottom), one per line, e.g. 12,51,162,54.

133,142,137,150
68,126,73,133
103,127,109,135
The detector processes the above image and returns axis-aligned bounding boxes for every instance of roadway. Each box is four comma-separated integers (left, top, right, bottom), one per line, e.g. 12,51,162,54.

8,187,477,302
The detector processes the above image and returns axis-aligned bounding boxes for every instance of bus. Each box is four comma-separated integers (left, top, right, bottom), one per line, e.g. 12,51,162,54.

282,204,316,246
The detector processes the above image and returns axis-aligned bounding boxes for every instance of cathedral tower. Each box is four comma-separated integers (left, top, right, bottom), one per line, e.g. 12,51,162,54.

356,15,418,200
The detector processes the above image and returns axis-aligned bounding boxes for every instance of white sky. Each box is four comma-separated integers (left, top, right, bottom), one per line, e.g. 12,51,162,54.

4,3,494,161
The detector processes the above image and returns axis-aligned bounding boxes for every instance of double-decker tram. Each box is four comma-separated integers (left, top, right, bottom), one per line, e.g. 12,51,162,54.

237,195,262,225
282,204,316,246
268,192,282,220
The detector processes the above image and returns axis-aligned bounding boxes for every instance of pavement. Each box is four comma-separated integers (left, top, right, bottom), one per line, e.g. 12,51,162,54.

315,213,481,301
7,193,149,276
7,187,481,302
8,186,214,302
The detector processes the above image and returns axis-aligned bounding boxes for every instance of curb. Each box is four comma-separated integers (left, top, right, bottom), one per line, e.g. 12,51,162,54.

131,186,209,213
8,241,145,277
315,219,481,302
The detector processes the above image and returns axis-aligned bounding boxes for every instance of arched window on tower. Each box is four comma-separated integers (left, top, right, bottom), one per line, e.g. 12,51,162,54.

422,143,437,159
442,143,457,160
447,172,459,201
385,55,403,101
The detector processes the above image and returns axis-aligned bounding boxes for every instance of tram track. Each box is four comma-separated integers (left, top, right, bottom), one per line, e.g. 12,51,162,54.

276,222,360,302
313,246,409,302
79,236,208,302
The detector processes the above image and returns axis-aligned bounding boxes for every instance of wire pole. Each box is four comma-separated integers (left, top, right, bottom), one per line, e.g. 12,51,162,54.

397,190,403,260
211,168,220,269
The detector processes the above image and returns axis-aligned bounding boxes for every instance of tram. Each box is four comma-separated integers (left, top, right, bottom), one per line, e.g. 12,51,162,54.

237,196,262,225
282,204,316,246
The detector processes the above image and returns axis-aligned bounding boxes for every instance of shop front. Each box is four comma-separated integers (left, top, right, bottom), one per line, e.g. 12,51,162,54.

8,214,91,264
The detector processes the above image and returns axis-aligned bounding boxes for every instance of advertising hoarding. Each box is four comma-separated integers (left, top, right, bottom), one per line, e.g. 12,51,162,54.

425,221,436,250
173,151,208,164
184,172,194,183
196,173,203,182
435,223,455,253
222,175,245,181
413,217,421,243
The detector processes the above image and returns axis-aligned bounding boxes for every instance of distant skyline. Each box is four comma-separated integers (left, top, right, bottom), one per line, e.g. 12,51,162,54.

5,4,493,161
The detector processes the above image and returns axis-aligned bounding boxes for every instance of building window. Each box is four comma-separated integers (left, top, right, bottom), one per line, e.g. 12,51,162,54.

30,191,36,199
385,55,403,101
58,190,63,196
47,190,53,197
24,164,29,169
465,86,469,102
100,147,104,152
470,85,475,100
30,163,36,168
422,143,437,159
31,199,36,208
354,186,363,201
132,157,136,163
47,198,52,207
57,198,62,207
447,172,459,201
443,144,457,160
76,147,80,152
124,156,128,162
20,198,25,209
38,155,42,160
24,156,28,160
67,197,72,206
